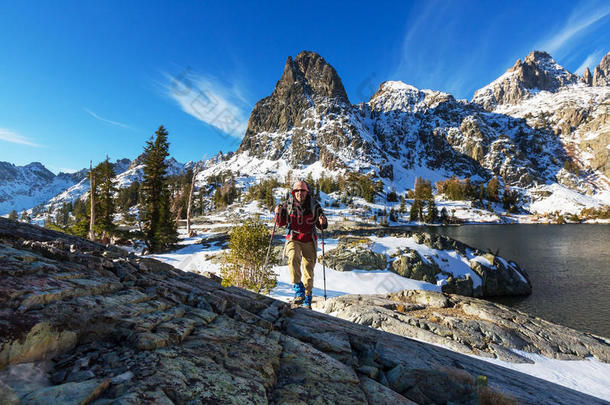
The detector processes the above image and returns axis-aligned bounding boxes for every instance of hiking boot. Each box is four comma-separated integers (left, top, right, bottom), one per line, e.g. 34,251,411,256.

291,282,305,304
301,295,312,309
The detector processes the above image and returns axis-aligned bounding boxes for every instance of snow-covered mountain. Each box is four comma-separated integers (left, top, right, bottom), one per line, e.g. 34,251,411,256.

471,51,580,110
0,162,89,215
202,50,610,214
33,156,186,222
5,50,609,218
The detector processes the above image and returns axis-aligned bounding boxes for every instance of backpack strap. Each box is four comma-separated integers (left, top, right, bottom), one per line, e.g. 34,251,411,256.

284,195,323,241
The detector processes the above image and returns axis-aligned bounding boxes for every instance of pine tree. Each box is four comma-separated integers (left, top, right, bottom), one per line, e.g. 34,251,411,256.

141,125,177,252
440,207,449,224
486,177,500,202
399,195,406,213
8,210,18,220
93,156,117,240
56,202,72,228
20,210,31,223
425,199,438,223
410,199,422,221
89,161,95,241
414,177,433,200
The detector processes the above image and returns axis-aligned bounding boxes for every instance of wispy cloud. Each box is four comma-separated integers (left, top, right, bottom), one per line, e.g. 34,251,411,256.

0,128,42,147
575,50,605,74
84,108,133,129
538,2,610,54
163,68,251,139
391,0,486,99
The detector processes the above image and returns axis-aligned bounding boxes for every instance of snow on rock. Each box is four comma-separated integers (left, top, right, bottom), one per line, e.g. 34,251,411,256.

0,161,88,215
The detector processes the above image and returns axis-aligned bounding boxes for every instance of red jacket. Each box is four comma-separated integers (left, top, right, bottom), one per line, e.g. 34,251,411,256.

276,194,326,243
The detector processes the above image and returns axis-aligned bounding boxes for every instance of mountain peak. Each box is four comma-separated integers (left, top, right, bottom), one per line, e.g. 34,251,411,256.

592,51,610,86
275,50,349,104
237,51,352,164
472,50,579,110
523,50,553,63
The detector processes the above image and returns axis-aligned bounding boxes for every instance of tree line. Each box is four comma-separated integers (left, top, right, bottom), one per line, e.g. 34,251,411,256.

40,125,180,253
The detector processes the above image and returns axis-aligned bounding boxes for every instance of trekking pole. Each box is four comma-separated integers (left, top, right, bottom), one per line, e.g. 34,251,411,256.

322,228,327,301
264,211,278,271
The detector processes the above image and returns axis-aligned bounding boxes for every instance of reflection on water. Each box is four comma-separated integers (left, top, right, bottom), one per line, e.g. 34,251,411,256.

423,224,610,338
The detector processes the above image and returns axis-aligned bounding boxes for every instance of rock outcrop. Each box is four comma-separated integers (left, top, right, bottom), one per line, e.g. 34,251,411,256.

321,237,388,272
321,232,532,298
472,51,580,110
315,290,610,364
582,66,593,86
1,218,606,404
237,51,364,167
592,52,610,86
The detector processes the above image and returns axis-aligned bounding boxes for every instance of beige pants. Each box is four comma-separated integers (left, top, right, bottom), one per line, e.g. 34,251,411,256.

285,240,317,295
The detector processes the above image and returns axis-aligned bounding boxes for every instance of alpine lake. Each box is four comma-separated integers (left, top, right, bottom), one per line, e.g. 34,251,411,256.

416,224,610,338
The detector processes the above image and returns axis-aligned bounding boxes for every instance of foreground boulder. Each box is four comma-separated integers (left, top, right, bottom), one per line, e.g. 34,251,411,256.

315,290,610,364
0,218,605,404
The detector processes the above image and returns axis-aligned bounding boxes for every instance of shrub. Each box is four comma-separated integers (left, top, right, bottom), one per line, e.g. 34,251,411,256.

563,159,579,174
220,219,278,293
580,205,610,219
436,176,478,201
502,187,520,213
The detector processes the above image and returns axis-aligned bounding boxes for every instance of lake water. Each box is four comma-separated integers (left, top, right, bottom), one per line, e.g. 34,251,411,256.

423,224,610,338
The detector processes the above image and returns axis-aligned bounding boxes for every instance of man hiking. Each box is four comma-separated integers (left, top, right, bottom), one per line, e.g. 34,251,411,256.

275,180,327,308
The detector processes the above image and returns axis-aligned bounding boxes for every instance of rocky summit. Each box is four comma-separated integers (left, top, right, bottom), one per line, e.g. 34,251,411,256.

237,51,363,167
471,51,580,110
1,217,607,404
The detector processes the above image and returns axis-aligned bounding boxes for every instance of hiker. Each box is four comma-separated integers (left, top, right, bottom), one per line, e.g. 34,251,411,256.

275,180,327,308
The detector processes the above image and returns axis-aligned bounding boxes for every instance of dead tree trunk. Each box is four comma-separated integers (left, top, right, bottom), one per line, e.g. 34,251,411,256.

186,163,201,237
89,161,96,241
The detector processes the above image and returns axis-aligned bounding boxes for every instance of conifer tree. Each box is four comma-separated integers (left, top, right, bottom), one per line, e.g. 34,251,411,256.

440,207,449,224
220,218,278,293
425,199,438,223
486,177,500,202
410,199,422,221
8,210,18,220
20,210,31,223
141,125,177,252
399,195,406,213
93,156,117,240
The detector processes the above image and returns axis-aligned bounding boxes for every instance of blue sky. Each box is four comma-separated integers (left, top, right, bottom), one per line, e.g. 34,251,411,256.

1,0,608,173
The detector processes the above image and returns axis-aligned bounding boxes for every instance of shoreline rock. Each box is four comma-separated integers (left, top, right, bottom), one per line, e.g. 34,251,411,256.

321,231,532,298
314,290,610,364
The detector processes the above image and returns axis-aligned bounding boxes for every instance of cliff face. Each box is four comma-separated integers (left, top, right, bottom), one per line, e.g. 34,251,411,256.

471,51,580,110
0,217,606,404
237,51,361,167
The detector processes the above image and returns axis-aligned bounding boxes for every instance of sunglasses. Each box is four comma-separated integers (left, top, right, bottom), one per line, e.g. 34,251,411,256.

294,189,308,193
